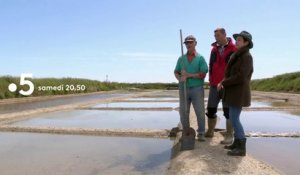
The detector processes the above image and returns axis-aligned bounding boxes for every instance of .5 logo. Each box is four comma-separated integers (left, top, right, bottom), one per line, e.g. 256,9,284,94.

8,73,34,96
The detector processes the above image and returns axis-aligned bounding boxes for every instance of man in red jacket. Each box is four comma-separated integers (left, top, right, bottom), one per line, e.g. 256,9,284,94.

206,28,237,144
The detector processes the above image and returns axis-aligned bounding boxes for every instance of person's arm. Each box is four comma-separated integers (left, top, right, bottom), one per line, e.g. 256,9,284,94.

208,50,216,83
200,56,208,79
181,55,208,79
217,79,224,91
174,57,183,81
181,71,206,79
174,70,181,81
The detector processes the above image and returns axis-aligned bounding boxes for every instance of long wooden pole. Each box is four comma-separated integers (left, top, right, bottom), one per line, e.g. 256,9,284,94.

180,29,188,130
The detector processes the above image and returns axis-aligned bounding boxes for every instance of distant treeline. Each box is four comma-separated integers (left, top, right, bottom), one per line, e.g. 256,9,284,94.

251,71,300,93
0,76,178,99
4,71,298,99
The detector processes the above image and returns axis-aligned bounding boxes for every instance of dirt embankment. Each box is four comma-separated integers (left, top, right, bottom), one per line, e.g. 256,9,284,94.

252,91,300,105
167,106,283,175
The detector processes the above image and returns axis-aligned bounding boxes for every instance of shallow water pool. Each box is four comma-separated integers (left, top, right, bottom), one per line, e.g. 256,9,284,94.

13,110,180,129
216,111,300,133
126,97,179,101
0,132,173,175
92,102,179,108
248,137,300,175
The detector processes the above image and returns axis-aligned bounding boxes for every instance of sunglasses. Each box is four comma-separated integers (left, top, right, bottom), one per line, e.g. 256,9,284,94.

184,41,194,45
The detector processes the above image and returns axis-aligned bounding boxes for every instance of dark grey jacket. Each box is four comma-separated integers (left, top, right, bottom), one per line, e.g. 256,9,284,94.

222,47,253,107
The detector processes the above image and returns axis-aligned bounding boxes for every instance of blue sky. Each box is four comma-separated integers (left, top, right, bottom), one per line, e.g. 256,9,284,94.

0,0,299,83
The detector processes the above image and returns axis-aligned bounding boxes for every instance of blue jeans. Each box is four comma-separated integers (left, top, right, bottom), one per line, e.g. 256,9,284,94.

229,106,245,139
179,86,206,134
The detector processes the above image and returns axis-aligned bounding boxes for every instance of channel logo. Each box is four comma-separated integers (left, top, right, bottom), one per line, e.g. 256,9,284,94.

8,73,34,96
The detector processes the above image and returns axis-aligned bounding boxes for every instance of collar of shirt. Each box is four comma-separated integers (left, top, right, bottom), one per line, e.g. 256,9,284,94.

216,40,229,47
187,51,196,62
217,41,229,55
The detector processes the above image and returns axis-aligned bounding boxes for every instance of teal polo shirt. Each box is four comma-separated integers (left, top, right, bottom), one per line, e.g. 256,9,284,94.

175,53,208,87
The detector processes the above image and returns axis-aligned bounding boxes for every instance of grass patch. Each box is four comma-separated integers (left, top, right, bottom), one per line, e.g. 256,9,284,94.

0,76,179,99
251,71,300,93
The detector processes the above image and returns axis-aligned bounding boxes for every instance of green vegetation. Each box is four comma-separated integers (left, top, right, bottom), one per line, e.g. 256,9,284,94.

0,76,178,99
251,71,300,93
3,71,299,99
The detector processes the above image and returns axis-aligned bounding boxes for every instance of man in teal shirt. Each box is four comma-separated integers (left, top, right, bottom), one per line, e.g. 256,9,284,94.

174,35,208,141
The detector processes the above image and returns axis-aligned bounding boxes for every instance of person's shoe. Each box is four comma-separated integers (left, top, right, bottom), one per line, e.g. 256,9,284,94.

220,119,233,144
205,117,217,138
224,139,238,150
220,136,233,144
197,133,205,142
204,130,214,137
227,138,246,156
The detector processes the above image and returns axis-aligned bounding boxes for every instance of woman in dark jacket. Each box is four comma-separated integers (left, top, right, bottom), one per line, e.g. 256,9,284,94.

217,31,254,156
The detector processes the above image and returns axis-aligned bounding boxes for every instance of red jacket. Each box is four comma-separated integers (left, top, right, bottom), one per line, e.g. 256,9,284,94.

209,38,237,86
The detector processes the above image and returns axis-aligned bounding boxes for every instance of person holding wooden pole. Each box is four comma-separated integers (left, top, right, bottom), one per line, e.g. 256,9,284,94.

174,33,208,141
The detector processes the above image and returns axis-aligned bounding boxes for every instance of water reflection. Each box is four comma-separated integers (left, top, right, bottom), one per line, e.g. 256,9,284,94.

135,149,171,173
217,111,300,133
0,132,173,175
13,110,179,129
248,137,300,175
126,97,178,101
0,93,128,114
92,102,178,108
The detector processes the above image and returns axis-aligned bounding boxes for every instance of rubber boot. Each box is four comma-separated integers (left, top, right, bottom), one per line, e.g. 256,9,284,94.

227,138,246,156
220,119,233,144
205,117,217,138
224,138,238,150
